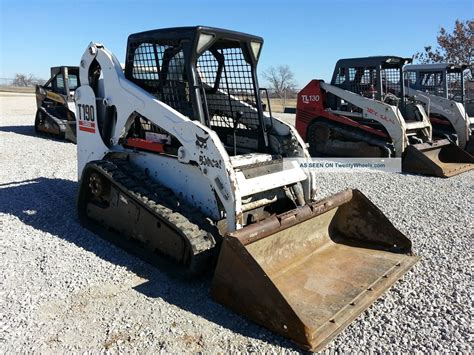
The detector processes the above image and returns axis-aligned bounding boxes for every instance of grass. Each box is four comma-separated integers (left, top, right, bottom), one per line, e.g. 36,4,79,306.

267,98,297,113
0,86,35,93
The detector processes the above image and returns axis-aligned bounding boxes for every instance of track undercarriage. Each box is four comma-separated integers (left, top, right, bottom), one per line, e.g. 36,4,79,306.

307,120,392,157
78,158,218,275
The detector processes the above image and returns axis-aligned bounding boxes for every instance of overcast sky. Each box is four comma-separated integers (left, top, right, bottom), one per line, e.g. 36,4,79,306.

0,0,472,86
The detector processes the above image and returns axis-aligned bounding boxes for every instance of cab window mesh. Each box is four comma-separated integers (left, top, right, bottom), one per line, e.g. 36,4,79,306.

129,42,193,118
197,47,260,130
419,72,445,97
380,68,401,96
447,72,463,102
334,71,345,84
406,71,416,86
339,67,377,96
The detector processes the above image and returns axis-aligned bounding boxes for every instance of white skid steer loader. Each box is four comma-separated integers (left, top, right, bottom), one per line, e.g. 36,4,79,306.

75,27,419,351
404,63,474,155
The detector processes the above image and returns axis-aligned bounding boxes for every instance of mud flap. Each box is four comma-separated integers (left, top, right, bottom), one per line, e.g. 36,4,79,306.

403,139,474,178
211,189,419,351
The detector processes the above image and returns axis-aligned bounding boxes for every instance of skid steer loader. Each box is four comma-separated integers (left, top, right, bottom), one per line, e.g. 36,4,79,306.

295,56,473,177
404,63,474,154
75,28,419,351
35,66,80,142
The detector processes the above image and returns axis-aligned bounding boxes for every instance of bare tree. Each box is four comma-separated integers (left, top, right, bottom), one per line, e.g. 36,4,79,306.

262,65,297,107
414,19,473,79
12,74,31,87
12,73,44,87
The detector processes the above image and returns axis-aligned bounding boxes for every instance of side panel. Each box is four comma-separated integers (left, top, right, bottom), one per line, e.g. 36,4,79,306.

295,80,327,140
130,153,221,220
75,85,109,179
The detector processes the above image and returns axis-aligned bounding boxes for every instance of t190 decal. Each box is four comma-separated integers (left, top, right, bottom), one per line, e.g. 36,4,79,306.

77,104,96,133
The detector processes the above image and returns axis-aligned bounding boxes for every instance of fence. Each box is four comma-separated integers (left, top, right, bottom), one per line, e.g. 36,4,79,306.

0,78,41,93
0,78,16,86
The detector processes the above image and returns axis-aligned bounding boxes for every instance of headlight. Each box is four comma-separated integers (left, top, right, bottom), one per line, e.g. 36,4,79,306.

250,41,262,61
196,33,215,54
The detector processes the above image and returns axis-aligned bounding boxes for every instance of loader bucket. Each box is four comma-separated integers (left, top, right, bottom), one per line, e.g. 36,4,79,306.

403,139,474,178
211,189,419,351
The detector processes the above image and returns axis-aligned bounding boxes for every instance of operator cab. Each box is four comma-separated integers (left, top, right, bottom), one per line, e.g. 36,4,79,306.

404,63,468,104
329,56,424,121
35,66,80,113
331,56,411,101
124,26,269,156
42,66,80,98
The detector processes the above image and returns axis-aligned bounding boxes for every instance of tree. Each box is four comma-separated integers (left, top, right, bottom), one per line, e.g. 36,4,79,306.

414,19,473,78
262,65,297,106
11,73,44,87
12,73,31,87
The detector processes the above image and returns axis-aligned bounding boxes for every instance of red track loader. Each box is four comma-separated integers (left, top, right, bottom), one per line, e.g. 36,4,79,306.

295,56,473,177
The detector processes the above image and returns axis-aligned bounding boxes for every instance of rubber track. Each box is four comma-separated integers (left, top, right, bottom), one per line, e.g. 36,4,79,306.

82,158,219,274
308,120,394,157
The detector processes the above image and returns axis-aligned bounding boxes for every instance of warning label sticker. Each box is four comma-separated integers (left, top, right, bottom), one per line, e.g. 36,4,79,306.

78,120,96,133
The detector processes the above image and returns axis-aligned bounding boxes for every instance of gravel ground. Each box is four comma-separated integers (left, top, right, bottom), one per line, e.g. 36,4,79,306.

1,92,473,353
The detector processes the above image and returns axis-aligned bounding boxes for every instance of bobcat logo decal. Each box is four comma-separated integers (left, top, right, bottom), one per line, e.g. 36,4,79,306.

195,134,209,149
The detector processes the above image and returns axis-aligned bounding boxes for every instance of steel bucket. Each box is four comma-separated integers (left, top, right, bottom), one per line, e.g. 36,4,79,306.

211,189,419,351
403,139,474,177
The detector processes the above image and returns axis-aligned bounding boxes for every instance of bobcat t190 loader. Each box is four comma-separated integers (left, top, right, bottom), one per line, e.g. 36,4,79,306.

295,56,473,177
404,63,474,154
75,28,418,351
35,66,80,142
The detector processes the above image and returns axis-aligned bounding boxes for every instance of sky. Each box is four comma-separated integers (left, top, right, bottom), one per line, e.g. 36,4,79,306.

0,0,472,87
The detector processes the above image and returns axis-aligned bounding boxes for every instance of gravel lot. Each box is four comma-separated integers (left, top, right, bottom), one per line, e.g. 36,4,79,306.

1,92,473,353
